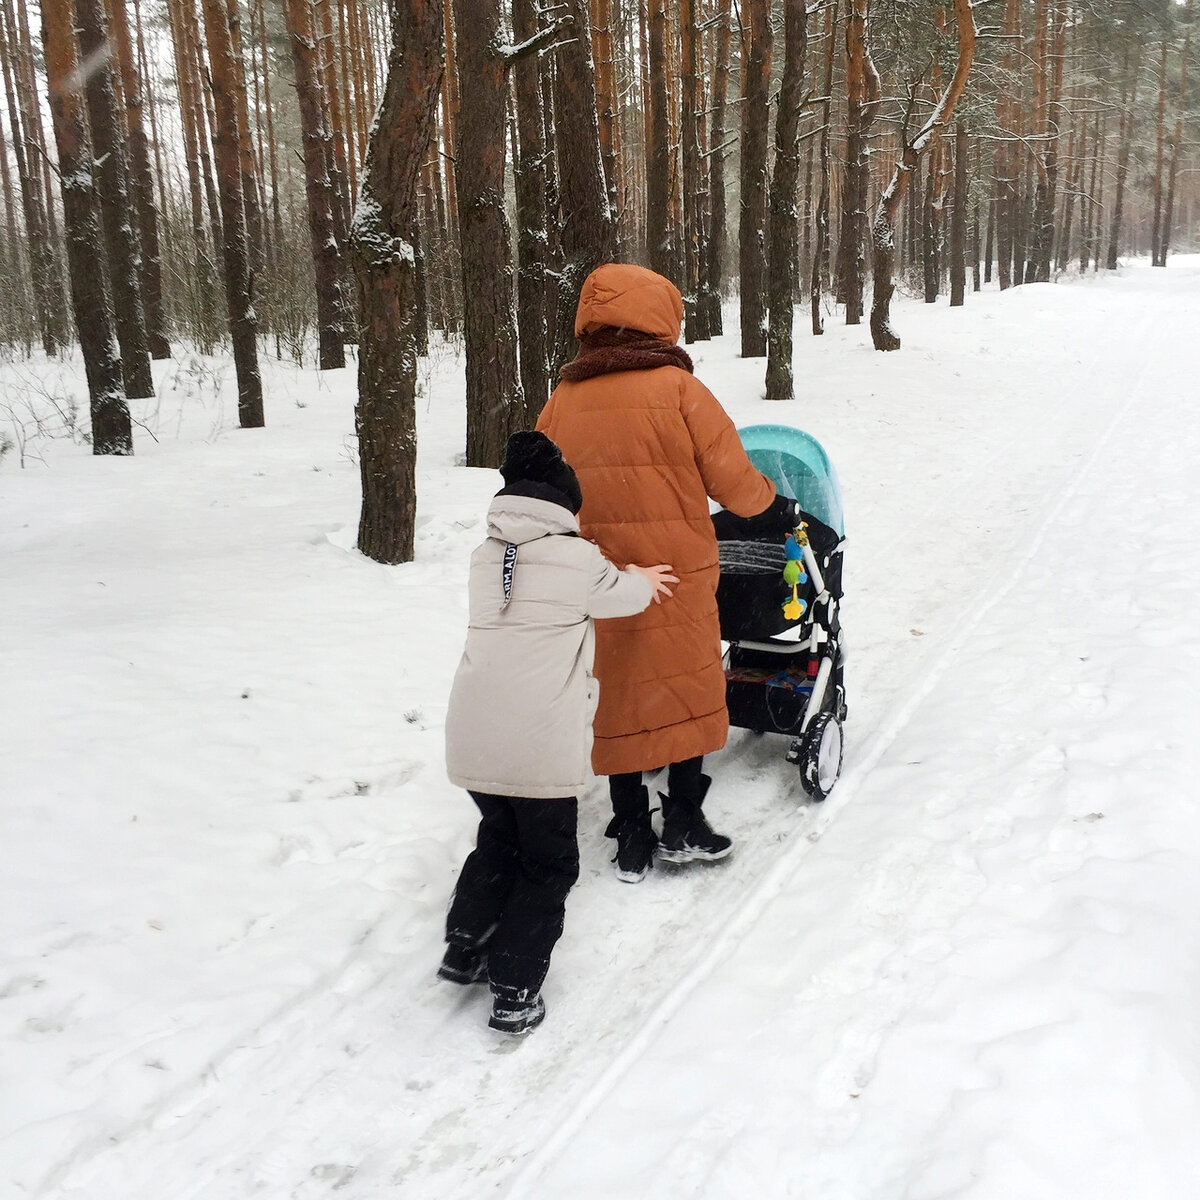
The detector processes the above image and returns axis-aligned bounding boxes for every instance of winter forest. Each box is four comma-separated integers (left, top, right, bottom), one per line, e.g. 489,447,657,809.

0,0,1197,537
6,0,1200,1196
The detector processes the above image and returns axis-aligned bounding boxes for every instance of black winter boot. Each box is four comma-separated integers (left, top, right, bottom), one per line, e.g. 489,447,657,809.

604,781,658,883
437,942,488,985
657,774,733,863
489,986,547,1035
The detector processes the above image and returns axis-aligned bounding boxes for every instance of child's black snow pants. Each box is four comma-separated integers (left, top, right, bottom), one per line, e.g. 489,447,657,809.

445,792,580,1002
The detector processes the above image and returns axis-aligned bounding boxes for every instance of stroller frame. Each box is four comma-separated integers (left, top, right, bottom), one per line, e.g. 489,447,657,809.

714,426,847,799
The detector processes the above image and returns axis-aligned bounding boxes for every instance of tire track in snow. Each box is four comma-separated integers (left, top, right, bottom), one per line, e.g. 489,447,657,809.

501,305,1166,1199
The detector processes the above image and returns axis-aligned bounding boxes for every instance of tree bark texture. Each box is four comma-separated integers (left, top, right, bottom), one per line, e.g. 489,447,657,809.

351,0,442,564
680,0,708,340
1106,42,1141,271
1161,19,1191,265
839,0,878,325
549,0,614,376
0,0,61,354
108,0,170,357
705,0,733,336
286,0,345,369
950,121,967,306
738,0,771,356
764,0,807,399
512,0,550,420
75,0,155,399
200,0,264,426
811,0,837,336
40,0,131,454
646,0,672,281
452,0,523,467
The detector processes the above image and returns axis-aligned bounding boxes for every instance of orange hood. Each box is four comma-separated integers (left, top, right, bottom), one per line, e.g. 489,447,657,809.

574,263,684,342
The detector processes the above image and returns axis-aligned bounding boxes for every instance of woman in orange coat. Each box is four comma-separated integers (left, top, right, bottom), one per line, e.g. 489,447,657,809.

537,264,799,882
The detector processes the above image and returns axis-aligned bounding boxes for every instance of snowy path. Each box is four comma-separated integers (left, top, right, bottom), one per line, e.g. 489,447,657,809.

5,264,1200,1199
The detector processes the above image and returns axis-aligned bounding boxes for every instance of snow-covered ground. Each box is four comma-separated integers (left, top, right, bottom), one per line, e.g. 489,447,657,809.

4,260,1200,1199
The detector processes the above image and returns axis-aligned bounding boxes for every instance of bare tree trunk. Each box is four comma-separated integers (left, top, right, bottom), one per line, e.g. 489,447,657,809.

994,0,1019,290
452,0,544,464
226,0,264,281
923,144,940,302
286,0,345,368
870,0,976,350
1151,38,1168,266
1161,17,1191,265
950,121,967,306
76,0,154,399
647,0,672,279
200,0,264,426
109,0,169,357
680,0,708,340
512,0,550,420
705,0,732,335
41,0,131,453
0,0,59,354
764,0,807,398
352,0,442,564
1106,42,1140,270
591,0,621,255
811,0,837,335
550,0,614,374
839,0,879,325
739,0,771,355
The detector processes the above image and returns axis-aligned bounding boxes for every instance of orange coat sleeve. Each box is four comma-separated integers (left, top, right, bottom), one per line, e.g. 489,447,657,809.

679,376,775,517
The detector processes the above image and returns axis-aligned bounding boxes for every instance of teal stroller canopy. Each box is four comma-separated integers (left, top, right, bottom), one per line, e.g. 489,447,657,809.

738,424,844,537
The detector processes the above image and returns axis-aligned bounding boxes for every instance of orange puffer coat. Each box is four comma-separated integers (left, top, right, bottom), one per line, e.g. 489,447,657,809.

537,263,775,775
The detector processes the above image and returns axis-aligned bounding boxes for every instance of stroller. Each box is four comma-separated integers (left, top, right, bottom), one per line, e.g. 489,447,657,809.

712,424,847,799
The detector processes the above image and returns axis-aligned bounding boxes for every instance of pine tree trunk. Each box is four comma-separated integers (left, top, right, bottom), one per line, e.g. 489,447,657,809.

109,0,170,358
226,0,265,283
950,121,967,306
591,0,621,255
40,0,131,453
0,0,58,354
512,0,550,420
705,0,732,336
646,0,672,280
840,0,878,325
739,0,771,355
200,0,264,426
550,0,615,375
452,0,523,466
811,0,837,335
765,0,807,398
1106,43,1140,270
286,0,346,369
1151,39,1168,266
1161,21,1191,265
352,0,442,564
680,0,708,341
923,145,940,302
76,0,154,399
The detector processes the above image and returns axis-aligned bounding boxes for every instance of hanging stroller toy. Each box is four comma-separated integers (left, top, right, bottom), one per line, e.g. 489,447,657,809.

712,425,847,799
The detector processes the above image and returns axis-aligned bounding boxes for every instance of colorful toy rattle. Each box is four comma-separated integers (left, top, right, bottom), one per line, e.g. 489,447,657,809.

781,524,809,620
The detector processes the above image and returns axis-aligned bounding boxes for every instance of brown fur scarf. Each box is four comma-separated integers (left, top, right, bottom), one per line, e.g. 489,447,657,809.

559,326,694,382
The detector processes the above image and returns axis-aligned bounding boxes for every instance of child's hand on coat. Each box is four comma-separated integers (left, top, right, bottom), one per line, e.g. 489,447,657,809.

628,563,679,604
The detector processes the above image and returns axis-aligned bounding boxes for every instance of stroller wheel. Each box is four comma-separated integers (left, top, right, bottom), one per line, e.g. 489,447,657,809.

798,712,843,801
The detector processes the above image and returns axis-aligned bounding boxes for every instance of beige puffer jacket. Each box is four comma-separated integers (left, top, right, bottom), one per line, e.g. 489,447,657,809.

445,492,654,799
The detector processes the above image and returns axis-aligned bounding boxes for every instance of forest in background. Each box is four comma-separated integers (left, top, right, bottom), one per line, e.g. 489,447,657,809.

0,0,1196,554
